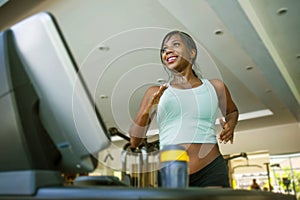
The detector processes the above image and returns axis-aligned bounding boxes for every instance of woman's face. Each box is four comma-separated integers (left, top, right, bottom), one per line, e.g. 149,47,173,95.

161,34,195,73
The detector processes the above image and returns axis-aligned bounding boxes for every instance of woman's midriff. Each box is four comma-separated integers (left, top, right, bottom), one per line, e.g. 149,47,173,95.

179,143,221,174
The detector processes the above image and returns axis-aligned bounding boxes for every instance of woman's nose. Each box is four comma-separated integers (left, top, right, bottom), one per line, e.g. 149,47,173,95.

165,47,173,54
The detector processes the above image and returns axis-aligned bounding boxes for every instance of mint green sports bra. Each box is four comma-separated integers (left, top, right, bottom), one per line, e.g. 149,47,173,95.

157,79,219,149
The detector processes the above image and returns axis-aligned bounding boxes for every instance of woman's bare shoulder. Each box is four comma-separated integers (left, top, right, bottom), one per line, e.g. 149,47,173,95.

208,79,225,89
148,85,160,90
143,85,160,97
146,85,160,92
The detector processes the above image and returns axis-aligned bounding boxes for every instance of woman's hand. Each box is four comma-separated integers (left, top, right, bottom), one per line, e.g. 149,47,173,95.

218,118,234,144
149,84,168,106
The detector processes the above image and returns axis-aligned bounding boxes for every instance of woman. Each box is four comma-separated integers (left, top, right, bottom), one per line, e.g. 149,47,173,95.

129,30,238,187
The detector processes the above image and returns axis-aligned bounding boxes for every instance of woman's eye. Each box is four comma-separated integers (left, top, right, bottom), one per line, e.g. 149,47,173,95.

174,42,180,47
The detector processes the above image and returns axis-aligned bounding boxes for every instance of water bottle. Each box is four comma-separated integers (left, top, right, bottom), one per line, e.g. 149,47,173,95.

159,144,189,188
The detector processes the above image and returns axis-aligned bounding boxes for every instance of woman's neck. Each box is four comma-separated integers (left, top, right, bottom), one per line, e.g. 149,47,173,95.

171,73,202,89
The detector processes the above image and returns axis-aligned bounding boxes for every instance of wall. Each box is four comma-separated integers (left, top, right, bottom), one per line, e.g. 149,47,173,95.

220,123,300,155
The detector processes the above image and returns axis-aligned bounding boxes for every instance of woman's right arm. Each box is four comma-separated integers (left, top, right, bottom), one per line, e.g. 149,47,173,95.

129,84,168,148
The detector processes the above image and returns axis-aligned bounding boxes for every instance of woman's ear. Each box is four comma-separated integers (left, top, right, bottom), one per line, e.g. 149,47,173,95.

190,49,196,60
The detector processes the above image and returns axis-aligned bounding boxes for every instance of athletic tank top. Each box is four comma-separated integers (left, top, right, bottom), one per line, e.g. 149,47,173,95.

157,79,219,149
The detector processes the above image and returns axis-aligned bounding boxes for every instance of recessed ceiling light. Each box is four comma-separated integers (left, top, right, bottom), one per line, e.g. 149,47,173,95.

157,78,167,84
246,66,253,70
99,95,109,99
98,45,110,51
277,7,288,16
265,89,272,94
214,29,223,35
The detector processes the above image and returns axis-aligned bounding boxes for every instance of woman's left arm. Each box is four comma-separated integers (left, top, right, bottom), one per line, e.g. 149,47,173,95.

210,79,239,144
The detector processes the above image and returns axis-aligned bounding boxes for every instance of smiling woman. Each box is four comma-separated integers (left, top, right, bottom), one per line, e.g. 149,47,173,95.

129,30,239,188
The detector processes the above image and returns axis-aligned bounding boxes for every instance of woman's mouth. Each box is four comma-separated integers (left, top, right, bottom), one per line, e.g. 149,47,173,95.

166,56,177,64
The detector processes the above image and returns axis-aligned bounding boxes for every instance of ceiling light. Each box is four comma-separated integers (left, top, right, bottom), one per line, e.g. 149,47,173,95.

265,89,272,94
99,94,109,99
237,109,273,121
98,45,110,51
146,129,159,136
277,8,288,16
246,66,253,70
216,109,273,124
111,135,126,142
214,29,223,35
111,129,159,142
157,78,167,84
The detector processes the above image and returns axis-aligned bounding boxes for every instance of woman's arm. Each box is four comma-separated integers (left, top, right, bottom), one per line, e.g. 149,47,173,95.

129,84,168,148
210,79,239,144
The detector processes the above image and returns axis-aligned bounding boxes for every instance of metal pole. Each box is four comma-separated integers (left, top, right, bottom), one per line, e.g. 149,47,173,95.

121,150,128,182
264,163,272,191
288,157,297,196
141,148,148,187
